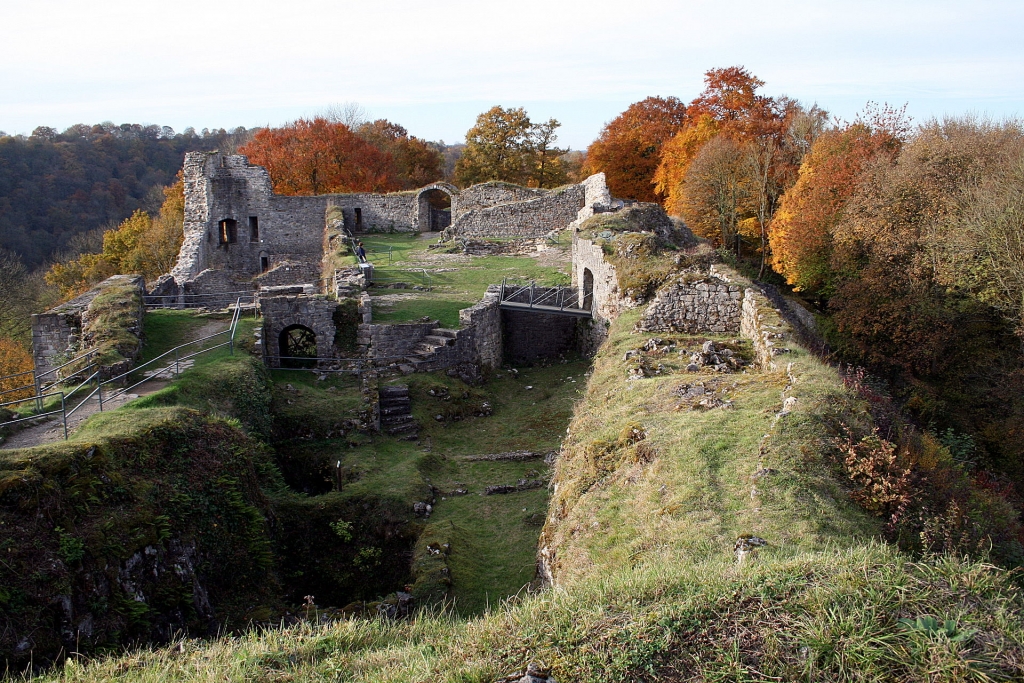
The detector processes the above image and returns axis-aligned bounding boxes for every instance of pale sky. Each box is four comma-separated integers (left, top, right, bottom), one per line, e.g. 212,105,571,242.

1,0,1022,149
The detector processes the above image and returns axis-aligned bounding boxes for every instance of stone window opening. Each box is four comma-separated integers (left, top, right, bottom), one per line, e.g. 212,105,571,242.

279,324,318,368
259,252,269,272
579,196,586,210
249,216,259,241
218,219,238,245
354,208,363,231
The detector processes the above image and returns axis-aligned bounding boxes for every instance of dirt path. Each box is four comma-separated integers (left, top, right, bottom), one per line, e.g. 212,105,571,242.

0,317,229,450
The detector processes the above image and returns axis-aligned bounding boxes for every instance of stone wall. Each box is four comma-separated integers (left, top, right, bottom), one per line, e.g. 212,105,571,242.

356,321,438,360
571,233,625,354
571,172,614,226
31,275,146,377
260,294,339,365
456,286,503,369
451,182,549,219
355,287,503,372
451,185,586,238
501,310,579,364
741,288,788,373
181,268,256,309
635,275,743,334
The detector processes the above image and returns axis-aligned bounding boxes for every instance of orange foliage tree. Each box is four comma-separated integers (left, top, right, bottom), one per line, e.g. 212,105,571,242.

768,112,904,297
583,96,688,202
655,67,793,219
240,117,400,195
0,339,34,402
356,119,444,189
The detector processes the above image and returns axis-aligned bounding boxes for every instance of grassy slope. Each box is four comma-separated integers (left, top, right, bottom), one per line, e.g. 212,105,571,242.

37,305,1024,681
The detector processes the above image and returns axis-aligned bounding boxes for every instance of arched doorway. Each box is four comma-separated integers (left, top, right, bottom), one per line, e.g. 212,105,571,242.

416,186,453,232
279,324,317,368
582,268,594,311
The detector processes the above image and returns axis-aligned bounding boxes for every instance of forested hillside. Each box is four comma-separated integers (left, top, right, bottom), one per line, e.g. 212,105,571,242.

0,124,247,268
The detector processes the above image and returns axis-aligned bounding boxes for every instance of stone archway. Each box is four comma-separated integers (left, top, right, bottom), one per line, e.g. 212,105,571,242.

279,324,318,368
582,268,594,311
416,184,456,232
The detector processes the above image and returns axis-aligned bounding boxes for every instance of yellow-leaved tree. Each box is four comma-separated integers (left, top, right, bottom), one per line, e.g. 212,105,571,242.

46,177,185,301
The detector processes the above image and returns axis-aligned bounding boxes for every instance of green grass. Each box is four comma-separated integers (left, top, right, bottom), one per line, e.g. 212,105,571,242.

139,309,227,363
359,234,571,328
370,299,475,328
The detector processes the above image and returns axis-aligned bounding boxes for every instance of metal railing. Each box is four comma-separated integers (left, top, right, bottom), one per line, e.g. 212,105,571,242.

498,278,592,317
263,354,414,373
370,267,432,290
143,291,257,309
0,301,245,441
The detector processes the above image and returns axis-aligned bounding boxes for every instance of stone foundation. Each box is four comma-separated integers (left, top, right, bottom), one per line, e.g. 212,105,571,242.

635,275,743,334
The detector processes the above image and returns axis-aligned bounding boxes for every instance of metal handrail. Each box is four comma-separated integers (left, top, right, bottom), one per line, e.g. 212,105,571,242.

102,298,243,400
0,391,69,439
36,350,98,380
1,301,245,440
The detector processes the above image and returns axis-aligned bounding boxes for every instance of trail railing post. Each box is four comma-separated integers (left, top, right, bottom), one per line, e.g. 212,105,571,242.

174,348,180,377
61,394,68,440
33,372,42,413
97,380,103,412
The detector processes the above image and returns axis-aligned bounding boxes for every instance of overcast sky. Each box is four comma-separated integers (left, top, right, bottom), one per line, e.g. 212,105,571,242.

2,0,1022,149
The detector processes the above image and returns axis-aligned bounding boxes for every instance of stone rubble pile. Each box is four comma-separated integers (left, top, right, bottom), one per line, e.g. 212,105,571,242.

685,340,744,373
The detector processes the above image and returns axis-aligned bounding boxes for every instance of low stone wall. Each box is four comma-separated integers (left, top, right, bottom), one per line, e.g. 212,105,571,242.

740,288,789,373
635,276,743,334
356,321,437,360
456,238,548,256
452,185,585,238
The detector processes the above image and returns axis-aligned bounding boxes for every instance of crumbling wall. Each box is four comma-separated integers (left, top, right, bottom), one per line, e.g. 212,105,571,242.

31,275,145,377
635,275,743,334
571,172,614,226
571,234,626,354
451,185,585,238
452,182,549,219
741,288,787,373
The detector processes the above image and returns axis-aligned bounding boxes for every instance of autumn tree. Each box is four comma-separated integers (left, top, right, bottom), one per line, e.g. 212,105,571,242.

678,136,751,250
0,338,33,401
455,107,568,188
356,119,444,189
655,67,795,218
768,106,906,297
583,96,688,202
240,117,400,195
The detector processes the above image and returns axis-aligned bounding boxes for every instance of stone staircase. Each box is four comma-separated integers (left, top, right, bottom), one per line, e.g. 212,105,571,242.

379,384,418,440
403,328,459,372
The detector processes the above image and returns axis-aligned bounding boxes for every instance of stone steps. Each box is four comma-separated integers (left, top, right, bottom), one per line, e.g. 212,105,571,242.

379,384,418,440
